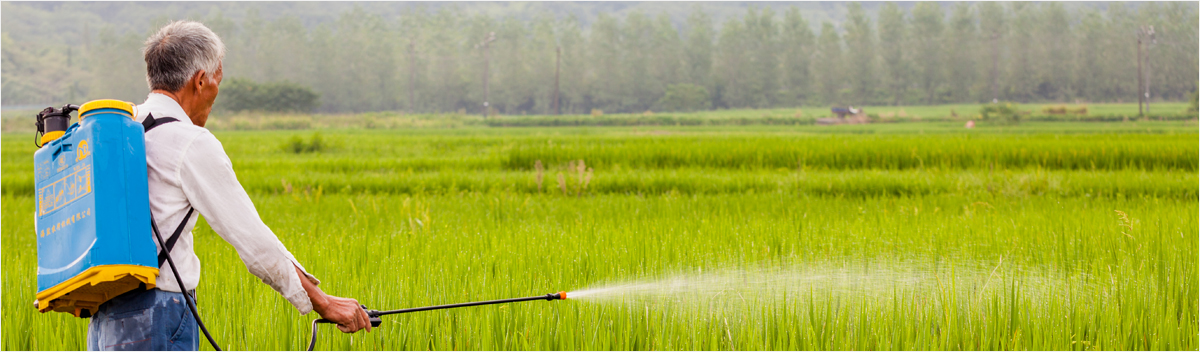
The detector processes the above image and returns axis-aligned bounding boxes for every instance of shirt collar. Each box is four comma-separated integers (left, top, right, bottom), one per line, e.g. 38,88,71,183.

135,93,194,126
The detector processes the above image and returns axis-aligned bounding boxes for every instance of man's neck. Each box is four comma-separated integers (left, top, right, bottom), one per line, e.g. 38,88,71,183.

151,90,183,105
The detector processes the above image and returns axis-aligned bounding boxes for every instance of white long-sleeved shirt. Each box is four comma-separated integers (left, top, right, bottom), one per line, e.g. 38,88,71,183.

135,93,319,314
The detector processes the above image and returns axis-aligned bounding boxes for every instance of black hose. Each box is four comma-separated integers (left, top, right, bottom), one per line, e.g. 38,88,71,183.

307,319,323,351
152,219,222,351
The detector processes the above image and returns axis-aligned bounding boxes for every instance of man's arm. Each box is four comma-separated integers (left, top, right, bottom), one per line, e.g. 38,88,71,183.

177,131,368,332
296,265,371,333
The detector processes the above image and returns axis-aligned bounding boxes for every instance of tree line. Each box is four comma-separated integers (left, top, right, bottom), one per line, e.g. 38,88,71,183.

5,2,1197,114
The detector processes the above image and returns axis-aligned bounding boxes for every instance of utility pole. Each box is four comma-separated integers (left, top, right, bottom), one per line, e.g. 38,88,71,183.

1137,26,1144,117
553,46,561,115
476,32,496,118
1144,25,1155,117
408,39,417,112
990,32,1000,103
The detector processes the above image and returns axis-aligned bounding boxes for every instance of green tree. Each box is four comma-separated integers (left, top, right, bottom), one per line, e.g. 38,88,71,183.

683,5,714,93
87,26,147,102
812,22,843,105
1032,3,1071,101
945,2,977,103
842,2,876,104
877,2,910,105
1004,3,1039,102
656,83,710,112
779,7,814,106
589,13,623,112
650,13,684,110
1072,9,1106,101
745,7,779,108
713,15,747,108
910,2,944,104
977,2,1007,102
556,16,588,113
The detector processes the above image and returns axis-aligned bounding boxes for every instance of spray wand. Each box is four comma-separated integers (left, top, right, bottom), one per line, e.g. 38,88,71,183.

308,291,567,351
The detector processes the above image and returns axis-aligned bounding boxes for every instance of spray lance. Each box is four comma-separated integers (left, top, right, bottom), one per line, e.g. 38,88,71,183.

307,291,568,351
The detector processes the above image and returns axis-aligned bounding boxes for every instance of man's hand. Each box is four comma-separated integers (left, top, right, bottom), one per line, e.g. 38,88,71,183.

295,265,372,333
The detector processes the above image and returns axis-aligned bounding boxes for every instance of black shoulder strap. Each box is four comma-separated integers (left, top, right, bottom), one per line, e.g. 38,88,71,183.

144,112,190,267
143,113,180,133
157,207,195,267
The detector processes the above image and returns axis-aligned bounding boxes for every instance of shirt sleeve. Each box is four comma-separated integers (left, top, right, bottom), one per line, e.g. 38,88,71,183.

178,130,321,315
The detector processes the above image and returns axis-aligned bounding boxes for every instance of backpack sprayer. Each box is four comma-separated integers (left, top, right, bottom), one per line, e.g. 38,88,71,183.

34,100,570,351
34,99,221,349
33,100,159,317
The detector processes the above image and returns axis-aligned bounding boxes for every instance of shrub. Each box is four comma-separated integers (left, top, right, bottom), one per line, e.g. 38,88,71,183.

218,78,320,113
980,102,1021,124
1189,87,1198,114
283,133,325,153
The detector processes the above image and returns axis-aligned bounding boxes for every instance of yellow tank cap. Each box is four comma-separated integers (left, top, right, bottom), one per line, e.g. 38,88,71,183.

39,131,65,146
79,99,134,119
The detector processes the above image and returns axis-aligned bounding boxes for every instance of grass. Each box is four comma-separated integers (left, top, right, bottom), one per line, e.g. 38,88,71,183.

1,118,1196,350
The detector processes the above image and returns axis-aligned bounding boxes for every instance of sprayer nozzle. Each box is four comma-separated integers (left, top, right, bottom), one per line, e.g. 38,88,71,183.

546,292,566,300
558,291,567,300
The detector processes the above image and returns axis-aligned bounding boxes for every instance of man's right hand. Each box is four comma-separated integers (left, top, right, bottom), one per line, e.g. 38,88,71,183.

295,265,372,333
313,294,373,333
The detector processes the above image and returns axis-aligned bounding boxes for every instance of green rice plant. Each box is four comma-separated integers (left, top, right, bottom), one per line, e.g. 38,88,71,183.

0,121,1195,351
2,193,1194,350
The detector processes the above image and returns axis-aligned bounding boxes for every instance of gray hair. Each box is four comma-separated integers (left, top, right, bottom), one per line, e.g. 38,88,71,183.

143,20,226,92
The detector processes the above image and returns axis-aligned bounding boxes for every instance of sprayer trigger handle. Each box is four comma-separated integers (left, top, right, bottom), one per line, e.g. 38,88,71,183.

358,305,383,327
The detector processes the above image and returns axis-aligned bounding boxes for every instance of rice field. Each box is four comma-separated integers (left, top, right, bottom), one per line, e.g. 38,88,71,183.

1,120,1196,350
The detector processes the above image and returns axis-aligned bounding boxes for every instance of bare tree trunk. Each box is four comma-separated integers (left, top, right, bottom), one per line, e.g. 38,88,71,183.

408,39,416,112
990,33,1000,103
1137,33,1143,117
554,46,561,115
479,32,496,118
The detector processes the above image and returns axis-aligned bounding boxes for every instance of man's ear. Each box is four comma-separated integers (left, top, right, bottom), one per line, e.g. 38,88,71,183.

192,69,208,92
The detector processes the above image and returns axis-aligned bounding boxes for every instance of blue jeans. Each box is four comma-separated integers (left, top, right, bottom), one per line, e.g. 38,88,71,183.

86,288,198,351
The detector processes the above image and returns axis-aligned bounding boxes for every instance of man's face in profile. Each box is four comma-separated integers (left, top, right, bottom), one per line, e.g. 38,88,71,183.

195,63,223,127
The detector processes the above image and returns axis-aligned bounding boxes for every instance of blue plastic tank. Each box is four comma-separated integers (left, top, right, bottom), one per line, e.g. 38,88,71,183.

34,99,159,318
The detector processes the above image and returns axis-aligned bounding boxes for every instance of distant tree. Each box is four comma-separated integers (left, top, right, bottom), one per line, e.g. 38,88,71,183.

621,11,658,112
945,2,977,103
779,7,814,106
812,22,844,105
1072,9,1106,101
493,17,535,114
713,15,747,108
977,2,1007,103
556,16,588,113
650,13,684,106
87,26,147,102
589,14,623,112
842,2,877,105
910,2,944,104
1033,3,1072,101
683,6,715,93
877,2,910,105
1004,2,1036,102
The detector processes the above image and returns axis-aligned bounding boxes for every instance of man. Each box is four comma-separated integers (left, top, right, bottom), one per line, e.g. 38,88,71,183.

86,21,370,351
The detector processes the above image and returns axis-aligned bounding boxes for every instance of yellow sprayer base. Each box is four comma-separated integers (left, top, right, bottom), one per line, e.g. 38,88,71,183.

35,265,158,318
